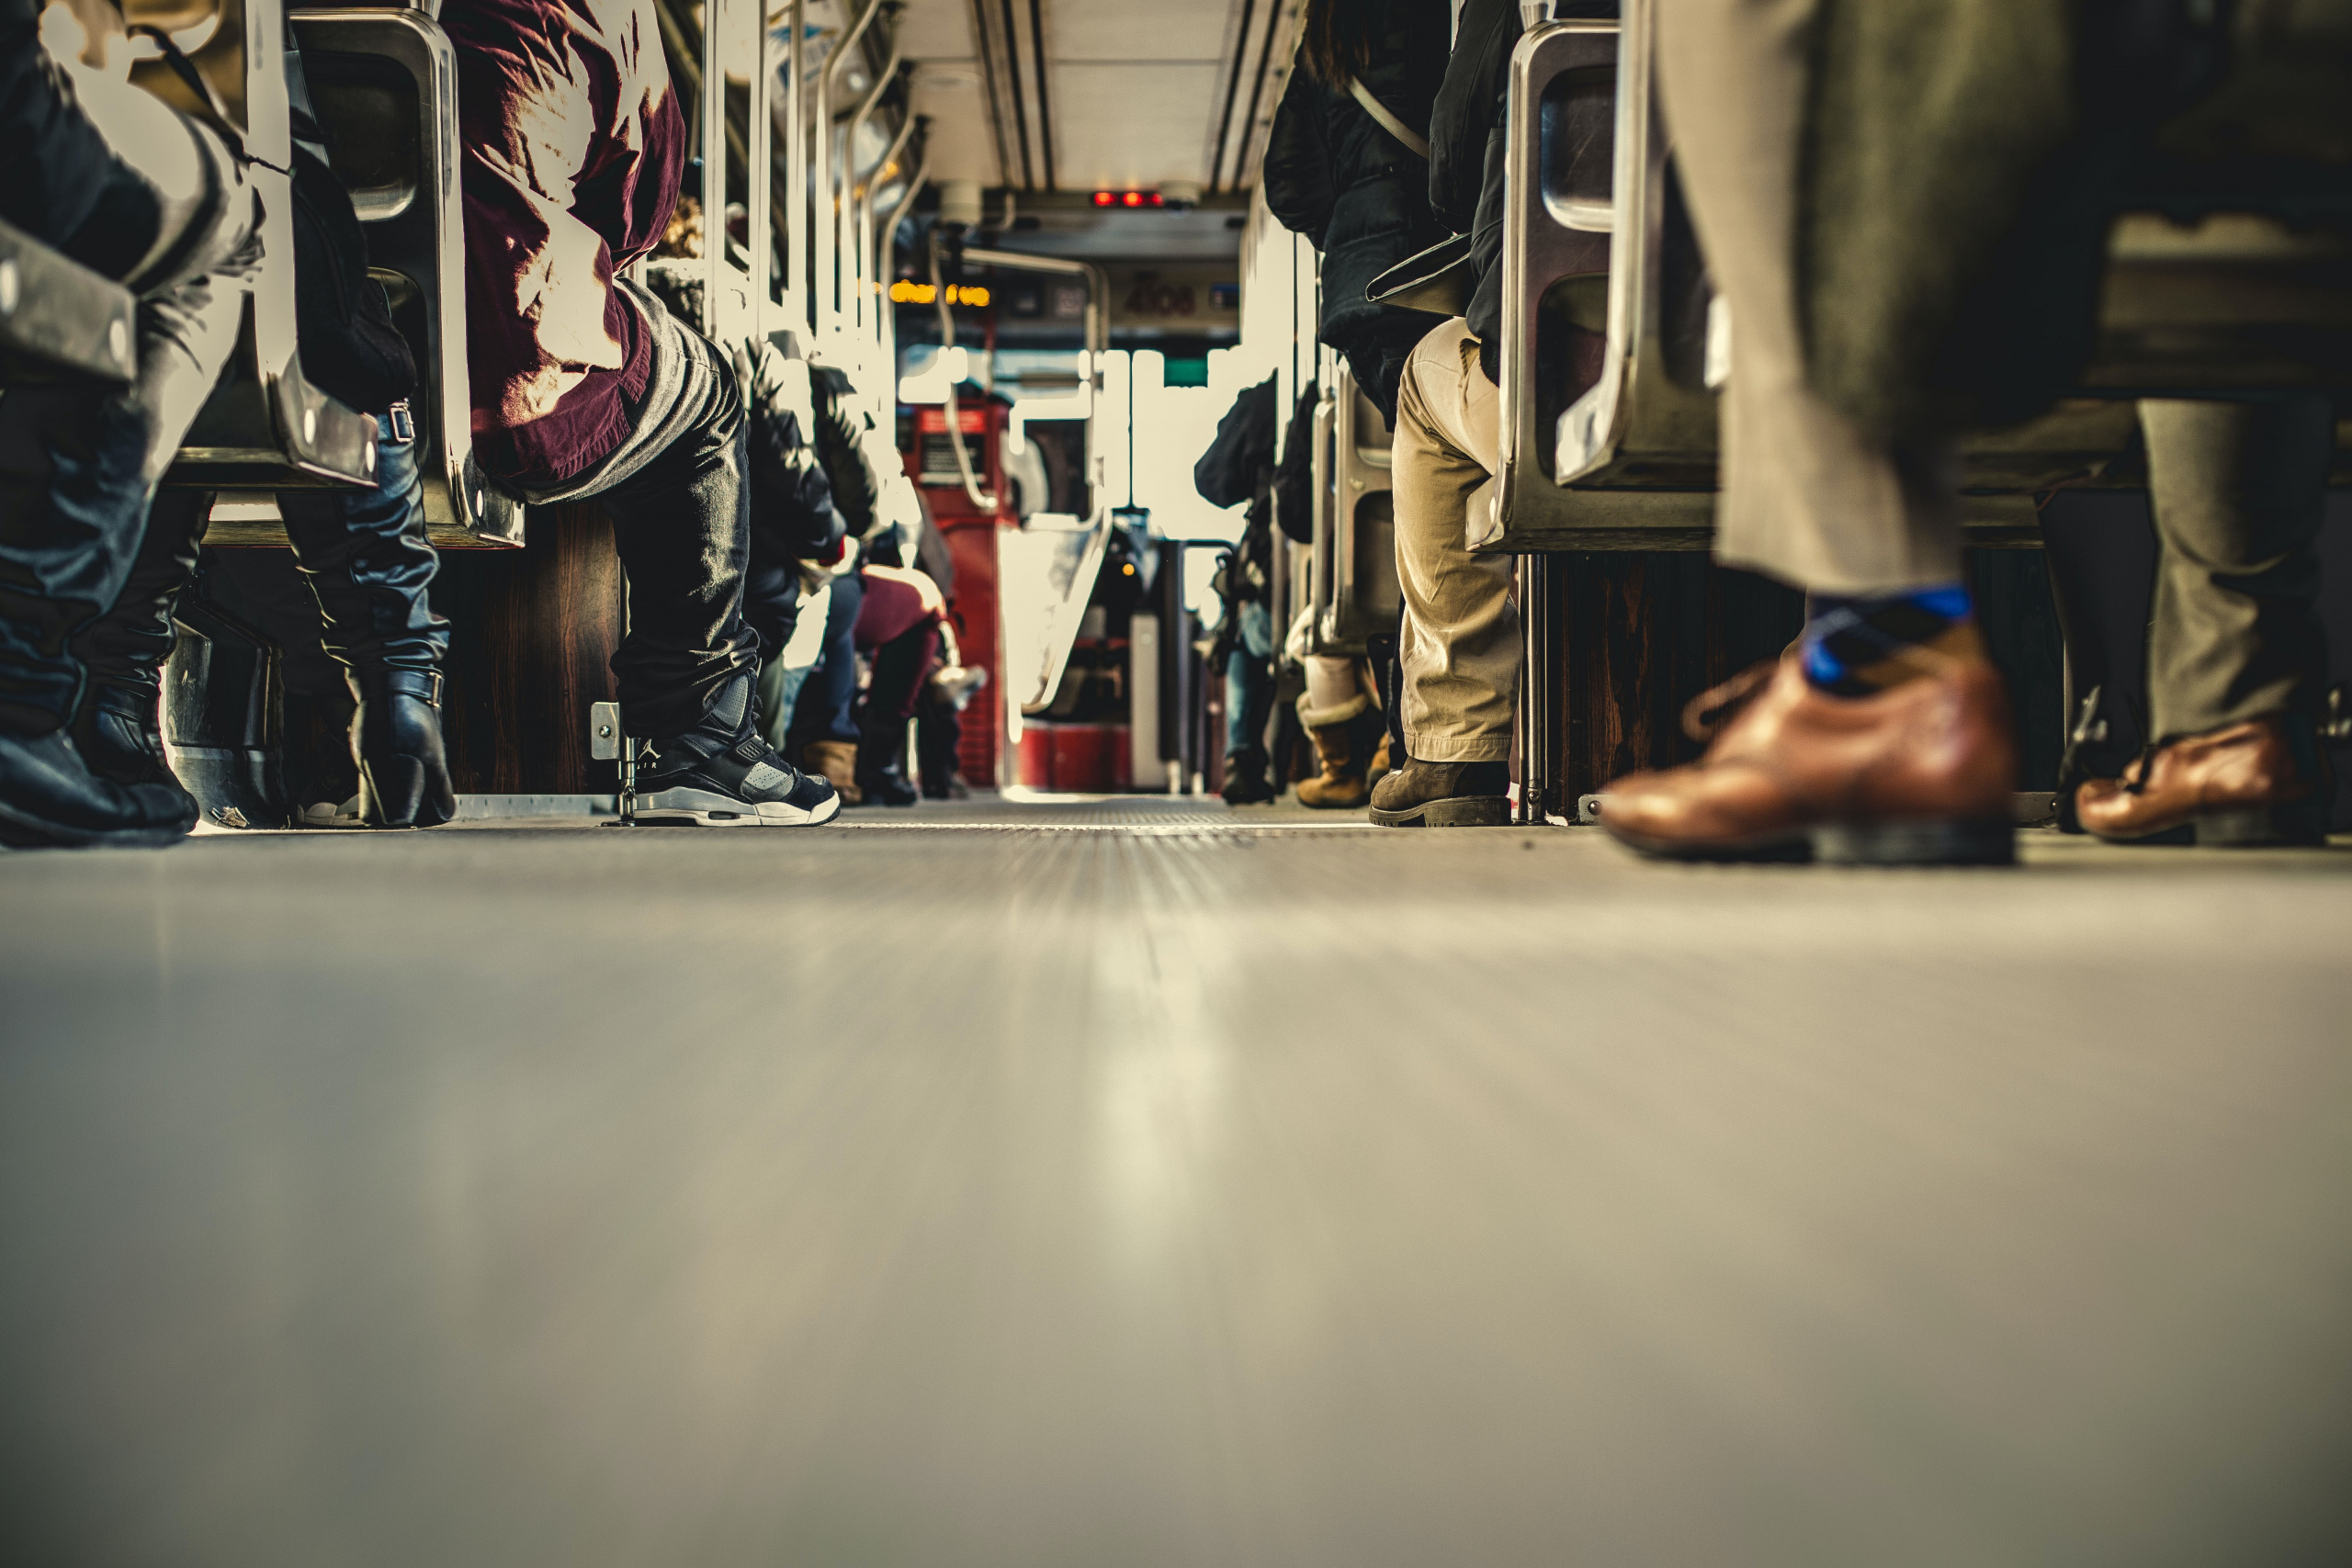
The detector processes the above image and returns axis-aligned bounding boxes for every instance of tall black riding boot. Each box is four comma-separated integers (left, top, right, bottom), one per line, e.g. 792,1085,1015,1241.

277,413,455,827
0,368,205,848
855,701,921,807
349,667,456,828
71,488,213,787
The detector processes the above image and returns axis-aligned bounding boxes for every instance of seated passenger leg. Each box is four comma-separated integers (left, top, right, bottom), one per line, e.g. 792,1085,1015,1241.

1220,600,1277,806
71,487,210,788
1368,320,1513,827
2076,398,2335,846
1596,0,2014,865
0,267,247,848
797,572,864,803
590,349,836,829
278,413,456,829
1295,653,1375,810
857,620,938,808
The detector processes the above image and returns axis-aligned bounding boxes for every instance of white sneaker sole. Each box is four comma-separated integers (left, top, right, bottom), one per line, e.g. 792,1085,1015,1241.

632,787,842,827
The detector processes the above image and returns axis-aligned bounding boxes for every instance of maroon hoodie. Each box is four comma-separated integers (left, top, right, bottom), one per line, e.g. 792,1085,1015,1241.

442,0,685,483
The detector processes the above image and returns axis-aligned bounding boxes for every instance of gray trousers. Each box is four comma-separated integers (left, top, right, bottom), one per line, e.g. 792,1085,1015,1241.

2140,399,2334,740
1658,0,2333,739
1655,0,1964,593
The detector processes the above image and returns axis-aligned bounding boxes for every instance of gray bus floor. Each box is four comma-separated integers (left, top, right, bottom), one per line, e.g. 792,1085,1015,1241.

3,799,2349,1562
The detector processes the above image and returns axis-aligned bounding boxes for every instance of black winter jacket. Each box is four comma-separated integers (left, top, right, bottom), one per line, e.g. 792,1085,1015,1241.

1429,0,1520,383
1434,1,1618,382
810,366,878,538
1261,0,1453,366
1272,380,1319,544
1194,376,1279,511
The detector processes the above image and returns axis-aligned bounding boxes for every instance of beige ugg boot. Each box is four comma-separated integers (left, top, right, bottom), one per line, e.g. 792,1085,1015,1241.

1295,692,1373,809
803,739,863,805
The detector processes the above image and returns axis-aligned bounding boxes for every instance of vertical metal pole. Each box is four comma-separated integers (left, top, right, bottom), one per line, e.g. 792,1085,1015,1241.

785,0,805,325
817,0,884,342
701,0,724,339
746,0,769,330
1518,555,1543,823
1159,539,1186,793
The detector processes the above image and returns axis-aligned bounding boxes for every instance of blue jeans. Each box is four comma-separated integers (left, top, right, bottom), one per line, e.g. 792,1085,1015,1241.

798,572,865,746
1224,599,1274,758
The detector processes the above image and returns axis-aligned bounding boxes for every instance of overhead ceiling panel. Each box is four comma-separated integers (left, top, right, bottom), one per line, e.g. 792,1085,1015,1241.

893,0,1299,196
1052,62,1226,192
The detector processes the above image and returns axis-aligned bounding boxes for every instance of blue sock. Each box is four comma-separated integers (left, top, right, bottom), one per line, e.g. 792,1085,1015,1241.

1800,584,1977,695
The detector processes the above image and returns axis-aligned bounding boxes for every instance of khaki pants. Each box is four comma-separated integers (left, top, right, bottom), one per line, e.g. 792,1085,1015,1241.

1655,0,1963,592
1394,320,1516,761
2142,398,2334,739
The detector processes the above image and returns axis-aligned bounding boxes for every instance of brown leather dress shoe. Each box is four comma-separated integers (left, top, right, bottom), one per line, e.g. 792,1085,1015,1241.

2074,713,2332,846
1599,655,2017,864
1368,757,1511,827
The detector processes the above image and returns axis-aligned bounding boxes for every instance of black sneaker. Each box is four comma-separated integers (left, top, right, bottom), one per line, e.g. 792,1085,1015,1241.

638,731,842,826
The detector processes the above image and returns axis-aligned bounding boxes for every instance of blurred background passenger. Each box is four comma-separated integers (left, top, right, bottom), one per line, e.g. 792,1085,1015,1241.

1195,375,1282,803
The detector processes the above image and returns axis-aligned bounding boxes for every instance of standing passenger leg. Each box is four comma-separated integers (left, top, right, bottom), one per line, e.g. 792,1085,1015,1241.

1597,0,2015,863
2075,398,2335,845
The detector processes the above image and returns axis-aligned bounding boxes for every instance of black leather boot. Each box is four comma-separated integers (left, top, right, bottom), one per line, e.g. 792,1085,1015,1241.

350,667,457,828
854,705,921,807
72,681,172,787
0,728,197,849
68,487,217,790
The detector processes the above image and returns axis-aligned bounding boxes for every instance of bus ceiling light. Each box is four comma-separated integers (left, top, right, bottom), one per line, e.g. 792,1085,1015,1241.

1093,190,1164,209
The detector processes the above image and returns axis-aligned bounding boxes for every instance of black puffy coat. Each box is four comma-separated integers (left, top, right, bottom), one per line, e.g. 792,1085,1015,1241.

1193,376,1278,511
1261,0,1452,412
809,367,879,538
1429,0,1520,385
1272,380,1319,544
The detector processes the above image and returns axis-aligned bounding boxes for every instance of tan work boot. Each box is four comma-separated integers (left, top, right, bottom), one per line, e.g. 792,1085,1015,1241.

1295,693,1372,809
1368,756,1512,826
803,739,863,806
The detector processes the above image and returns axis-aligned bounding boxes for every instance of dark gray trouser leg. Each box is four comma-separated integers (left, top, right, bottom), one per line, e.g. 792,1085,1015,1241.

492,285,759,744
595,406,758,741
2138,397,2334,740
0,272,243,734
74,488,212,701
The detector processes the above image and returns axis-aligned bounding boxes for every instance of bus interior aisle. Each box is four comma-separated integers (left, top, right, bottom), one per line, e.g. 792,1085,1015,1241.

5,0,2352,1560
5,804,2351,1562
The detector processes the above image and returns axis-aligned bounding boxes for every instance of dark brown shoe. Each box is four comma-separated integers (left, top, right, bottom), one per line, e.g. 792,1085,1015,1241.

1599,655,2017,864
2075,713,2332,846
1368,756,1511,827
